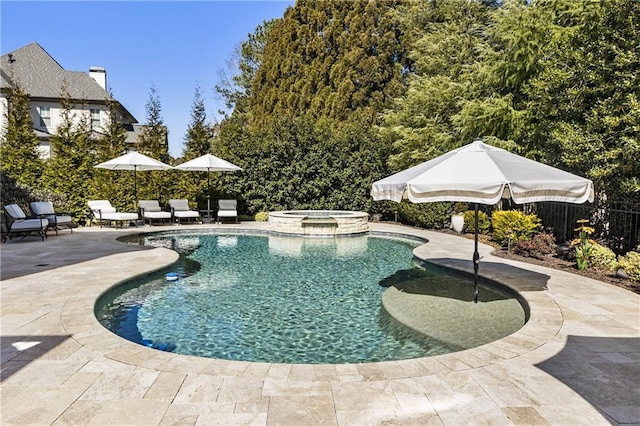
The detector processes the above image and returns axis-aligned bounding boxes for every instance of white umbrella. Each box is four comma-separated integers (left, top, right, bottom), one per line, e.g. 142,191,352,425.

94,151,173,200
174,154,242,216
372,139,595,301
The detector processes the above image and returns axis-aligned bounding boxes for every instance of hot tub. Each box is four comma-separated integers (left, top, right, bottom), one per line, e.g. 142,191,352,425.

268,210,369,236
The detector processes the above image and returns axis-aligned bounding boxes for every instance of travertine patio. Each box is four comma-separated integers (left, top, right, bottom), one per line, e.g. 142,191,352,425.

1,222,638,425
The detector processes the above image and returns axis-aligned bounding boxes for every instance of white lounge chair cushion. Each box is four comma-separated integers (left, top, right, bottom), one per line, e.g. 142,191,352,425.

99,212,139,221
173,210,199,218
217,200,238,218
30,201,56,215
138,200,162,212
169,199,199,218
143,211,171,219
4,204,27,219
168,199,191,211
10,218,49,231
138,200,171,219
30,202,72,225
217,210,238,218
88,200,138,220
88,200,117,214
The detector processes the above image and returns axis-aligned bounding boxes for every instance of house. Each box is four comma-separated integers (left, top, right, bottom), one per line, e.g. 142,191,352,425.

0,42,157,158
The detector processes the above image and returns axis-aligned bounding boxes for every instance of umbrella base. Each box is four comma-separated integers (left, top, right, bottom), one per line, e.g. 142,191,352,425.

200,210,216,224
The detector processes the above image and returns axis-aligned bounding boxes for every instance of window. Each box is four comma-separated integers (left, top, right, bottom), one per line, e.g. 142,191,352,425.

38,106,51,128
90,109,101,129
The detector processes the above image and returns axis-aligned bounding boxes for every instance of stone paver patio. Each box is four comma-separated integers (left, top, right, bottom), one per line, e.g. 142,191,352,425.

1,222,638,425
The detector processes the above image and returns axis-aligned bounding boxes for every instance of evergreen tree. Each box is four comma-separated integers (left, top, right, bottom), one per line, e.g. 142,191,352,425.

250,0,410,124
41,81,97,221
93,94,132,209
0,82,43,188
136,84,172,202
136,85,169,162
175,84,215,207
522,0,640,202
380,0,496,171
182,84,213,160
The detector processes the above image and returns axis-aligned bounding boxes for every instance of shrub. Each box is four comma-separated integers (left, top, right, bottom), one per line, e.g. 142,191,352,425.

491,210,541,248
589,243,617,272
617,251,640,284
396,202,451,229
254,211,269,222
462,210,491,234
512,233,556,258
453,202,468,214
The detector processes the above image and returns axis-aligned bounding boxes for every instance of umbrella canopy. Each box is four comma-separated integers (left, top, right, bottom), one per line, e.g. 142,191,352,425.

372,139,595,302
174,153,242,172
94,151,173,200
174,154,242,215
372,140,594,204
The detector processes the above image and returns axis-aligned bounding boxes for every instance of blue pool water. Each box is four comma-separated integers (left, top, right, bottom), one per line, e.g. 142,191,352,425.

96,232,525,364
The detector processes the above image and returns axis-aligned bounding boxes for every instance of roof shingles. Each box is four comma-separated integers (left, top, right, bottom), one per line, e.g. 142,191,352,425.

1,42,111,101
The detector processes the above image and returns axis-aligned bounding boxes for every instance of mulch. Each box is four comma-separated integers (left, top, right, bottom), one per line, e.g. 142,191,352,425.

435,229,639,295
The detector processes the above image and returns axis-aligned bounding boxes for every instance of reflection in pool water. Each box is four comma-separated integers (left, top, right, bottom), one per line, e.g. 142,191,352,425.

97,233,526,364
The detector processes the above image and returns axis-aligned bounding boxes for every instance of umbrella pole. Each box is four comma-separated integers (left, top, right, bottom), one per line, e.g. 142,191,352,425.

207,169,211,219
473,203,480,303
133,167,137,208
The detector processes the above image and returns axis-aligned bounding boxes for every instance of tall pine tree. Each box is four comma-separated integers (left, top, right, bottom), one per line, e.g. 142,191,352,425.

42,81,97,221
250,0,410,124
135,84,172,203
0,82,43,189
136,85,169,163
93,94,132,209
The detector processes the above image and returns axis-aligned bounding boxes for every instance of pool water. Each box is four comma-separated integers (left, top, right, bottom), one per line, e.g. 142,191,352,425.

96,233,525,364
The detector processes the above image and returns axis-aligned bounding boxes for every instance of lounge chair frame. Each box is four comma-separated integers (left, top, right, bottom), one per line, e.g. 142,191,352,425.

168,199,200,224
138,200,172,226
217,199,239,224
30,201,73,235
88,200,139,228
2,204,49,242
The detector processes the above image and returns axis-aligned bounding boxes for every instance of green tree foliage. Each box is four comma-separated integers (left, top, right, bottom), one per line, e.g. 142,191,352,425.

382,0,639,213
251,0,410,124
380,0,497,171
136,85,169,161
135,85,173,203
41,82,98,221
181,85,213,160
216,114,389,215
93,94,133,210
0,83,43,188
521,0,640,202
175,85,216,207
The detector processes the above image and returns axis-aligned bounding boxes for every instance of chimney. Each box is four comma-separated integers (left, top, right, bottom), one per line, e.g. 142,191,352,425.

89,67,107,90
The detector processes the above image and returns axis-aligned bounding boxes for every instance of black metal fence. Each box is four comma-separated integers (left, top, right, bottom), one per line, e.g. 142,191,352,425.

525,200,640,255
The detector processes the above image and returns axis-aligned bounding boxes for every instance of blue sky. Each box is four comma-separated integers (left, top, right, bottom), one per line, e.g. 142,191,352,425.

1,1,294,156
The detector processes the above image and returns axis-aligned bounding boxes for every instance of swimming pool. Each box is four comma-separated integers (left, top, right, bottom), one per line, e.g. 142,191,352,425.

96,232,526,364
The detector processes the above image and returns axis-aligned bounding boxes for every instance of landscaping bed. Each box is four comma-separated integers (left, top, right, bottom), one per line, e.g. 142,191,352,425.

439,229,639,294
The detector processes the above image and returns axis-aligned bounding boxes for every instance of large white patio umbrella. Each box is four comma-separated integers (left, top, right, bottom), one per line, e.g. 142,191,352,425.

94,151,173,201
371,139,594,302
174,153,242,216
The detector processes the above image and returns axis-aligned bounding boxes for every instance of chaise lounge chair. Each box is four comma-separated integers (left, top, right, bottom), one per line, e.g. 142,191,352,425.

2,204,49,242
88,200,139,228
30,201,73,235
217,199,238,224
168,199,200,224
138,200,172,226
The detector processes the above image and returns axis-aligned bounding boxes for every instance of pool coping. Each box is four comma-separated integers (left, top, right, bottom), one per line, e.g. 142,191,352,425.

2,221,638,425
